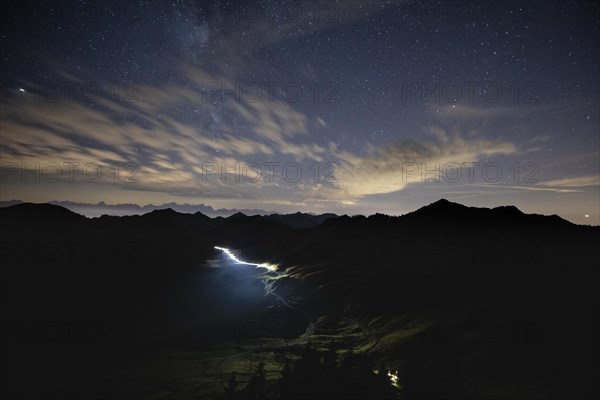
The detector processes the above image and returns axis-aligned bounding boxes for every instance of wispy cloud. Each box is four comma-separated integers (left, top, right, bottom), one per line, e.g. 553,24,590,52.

3,61,533,208
330,135,517,199
541,175,600,187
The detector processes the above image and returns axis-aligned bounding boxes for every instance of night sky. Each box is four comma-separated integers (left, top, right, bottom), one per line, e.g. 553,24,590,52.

1,0,598,224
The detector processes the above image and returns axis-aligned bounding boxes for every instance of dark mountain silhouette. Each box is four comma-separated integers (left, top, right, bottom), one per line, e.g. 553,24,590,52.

1,201,87,224
1,199,598,399
411,197,468,215
265,211,338,229
402,198,572,228
228,211,248,219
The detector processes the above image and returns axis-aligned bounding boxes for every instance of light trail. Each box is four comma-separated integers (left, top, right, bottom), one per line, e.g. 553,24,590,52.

214,246,278,271
214,246,314,341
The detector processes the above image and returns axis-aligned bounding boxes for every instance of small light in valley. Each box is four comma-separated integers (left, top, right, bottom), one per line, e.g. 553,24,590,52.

387,371,400,388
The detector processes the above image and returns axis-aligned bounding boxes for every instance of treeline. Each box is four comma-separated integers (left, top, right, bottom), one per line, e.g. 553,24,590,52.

220,343,398,400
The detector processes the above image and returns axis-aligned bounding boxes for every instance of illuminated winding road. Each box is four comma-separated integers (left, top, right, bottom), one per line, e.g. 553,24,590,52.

214,246,315,341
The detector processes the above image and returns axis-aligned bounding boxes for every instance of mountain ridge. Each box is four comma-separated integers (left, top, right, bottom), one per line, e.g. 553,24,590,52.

0,198,586,228
0,199,272,218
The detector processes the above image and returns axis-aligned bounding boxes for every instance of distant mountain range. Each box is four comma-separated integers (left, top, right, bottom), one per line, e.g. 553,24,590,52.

0,199,338,228
0,199,334,221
